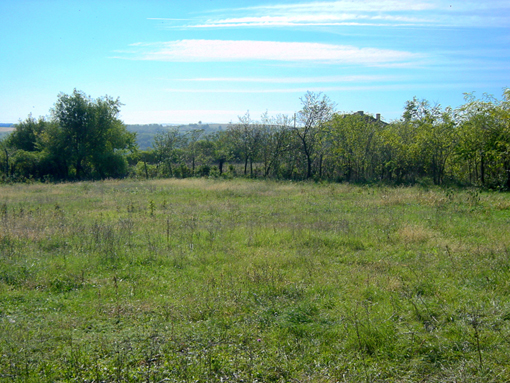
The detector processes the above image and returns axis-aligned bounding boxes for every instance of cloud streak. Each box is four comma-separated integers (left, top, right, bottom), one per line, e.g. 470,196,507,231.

158,0,510,29
163,82,474,94
173,75,398,83
185,14,432,28
118,40,421,66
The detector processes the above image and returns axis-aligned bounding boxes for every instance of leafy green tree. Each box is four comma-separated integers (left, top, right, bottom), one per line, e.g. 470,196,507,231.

208,131,232,175
6,115,47,152
50,89,136,179
0,139,12,179
379,120,420,183
457,89,510,188
153,128,185,177
184,128,204,175
325,112,383,182
403,98,457,185
2,116,62,180
497,89,510,188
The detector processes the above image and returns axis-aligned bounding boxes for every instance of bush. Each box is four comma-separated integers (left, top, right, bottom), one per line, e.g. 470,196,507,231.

93,152,129,179
197,164,211,177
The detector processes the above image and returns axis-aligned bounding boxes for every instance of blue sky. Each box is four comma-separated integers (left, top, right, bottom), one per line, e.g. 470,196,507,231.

1,0,509,124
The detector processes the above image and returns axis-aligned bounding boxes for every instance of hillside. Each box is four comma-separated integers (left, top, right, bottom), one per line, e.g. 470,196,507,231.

127,123,226,149
0,124,14,140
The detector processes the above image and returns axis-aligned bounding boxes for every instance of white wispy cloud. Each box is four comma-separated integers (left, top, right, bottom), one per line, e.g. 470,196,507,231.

159,0,510,29
163,83,461,94
173,75,398,83
185,13,432,28
222,1,436,14
117,40,421,66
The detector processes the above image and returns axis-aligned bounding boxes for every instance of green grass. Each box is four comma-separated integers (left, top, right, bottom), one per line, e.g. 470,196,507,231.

1,178,510,382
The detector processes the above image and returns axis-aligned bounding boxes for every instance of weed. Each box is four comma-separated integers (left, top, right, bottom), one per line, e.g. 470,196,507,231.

148,199,156,216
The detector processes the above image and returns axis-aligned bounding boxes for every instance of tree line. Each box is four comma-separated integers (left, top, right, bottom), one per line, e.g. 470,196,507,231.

2,88,510,189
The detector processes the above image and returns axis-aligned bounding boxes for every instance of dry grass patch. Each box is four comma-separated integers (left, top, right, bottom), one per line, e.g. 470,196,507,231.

378,188,417,206
397,223,437,244
494,199,510,211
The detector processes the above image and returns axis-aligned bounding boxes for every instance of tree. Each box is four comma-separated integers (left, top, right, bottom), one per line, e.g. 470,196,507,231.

51,89,136,179
403,98,457,185
227,112,262,177
0,139,11,179
457,89,510,188
209,130,232,175
152,128,185,177
259,113,293,178
6,114,47,152
326,112,383,182
379,120,420,183
184,128,204,175
294,92,335,179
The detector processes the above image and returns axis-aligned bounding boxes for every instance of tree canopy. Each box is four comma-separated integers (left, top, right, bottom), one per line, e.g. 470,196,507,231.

2,89,510,189
2,90,136,180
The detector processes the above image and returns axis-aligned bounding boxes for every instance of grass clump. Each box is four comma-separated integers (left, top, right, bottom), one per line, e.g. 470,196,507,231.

0,179,509,382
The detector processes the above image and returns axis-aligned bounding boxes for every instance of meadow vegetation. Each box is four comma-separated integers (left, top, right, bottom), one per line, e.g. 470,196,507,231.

1,178,510,382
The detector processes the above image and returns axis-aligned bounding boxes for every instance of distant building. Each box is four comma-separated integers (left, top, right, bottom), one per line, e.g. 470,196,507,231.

352,111,388,126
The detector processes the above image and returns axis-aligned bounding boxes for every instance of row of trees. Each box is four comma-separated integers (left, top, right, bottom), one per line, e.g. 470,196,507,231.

2,89,510,188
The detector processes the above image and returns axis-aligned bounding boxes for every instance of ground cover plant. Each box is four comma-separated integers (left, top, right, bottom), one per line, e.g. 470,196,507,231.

1,178,510,382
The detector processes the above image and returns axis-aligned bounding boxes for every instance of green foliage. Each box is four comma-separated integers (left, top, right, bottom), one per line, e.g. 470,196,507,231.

3,88,510,190
325,112,383,182
2,89,136,181
51,89,136,179
6,114,46,152
456,90,510,188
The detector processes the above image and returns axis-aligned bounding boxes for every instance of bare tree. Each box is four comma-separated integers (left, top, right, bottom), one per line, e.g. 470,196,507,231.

259,113,293,177
294,92,335,179
227,111,262,177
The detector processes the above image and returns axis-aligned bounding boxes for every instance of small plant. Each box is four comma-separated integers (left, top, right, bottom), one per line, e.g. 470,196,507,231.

0,202,7,218
445,187,455,202
466,188,481,208
148,199,156,216
468,312,484,371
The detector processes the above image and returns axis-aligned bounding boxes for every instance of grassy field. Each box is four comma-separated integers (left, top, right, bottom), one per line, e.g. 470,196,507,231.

1,178,510,382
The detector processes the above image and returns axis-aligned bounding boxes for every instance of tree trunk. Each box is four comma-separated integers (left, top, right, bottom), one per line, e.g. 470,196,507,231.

319,154,323,179
219,159,224,175
480,152,485,186
76,158,83,179
4,148,9,177
505,161,510,189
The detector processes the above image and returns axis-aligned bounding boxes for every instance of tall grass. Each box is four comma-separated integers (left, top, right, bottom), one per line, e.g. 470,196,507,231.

1,179,509,382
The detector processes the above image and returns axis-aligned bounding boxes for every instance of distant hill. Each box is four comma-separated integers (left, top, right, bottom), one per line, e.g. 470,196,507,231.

0,122,229,148
126,123,227,150
0,124,14,140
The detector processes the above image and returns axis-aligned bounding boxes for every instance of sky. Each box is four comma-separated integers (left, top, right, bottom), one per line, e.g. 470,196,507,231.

1,0,509,124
